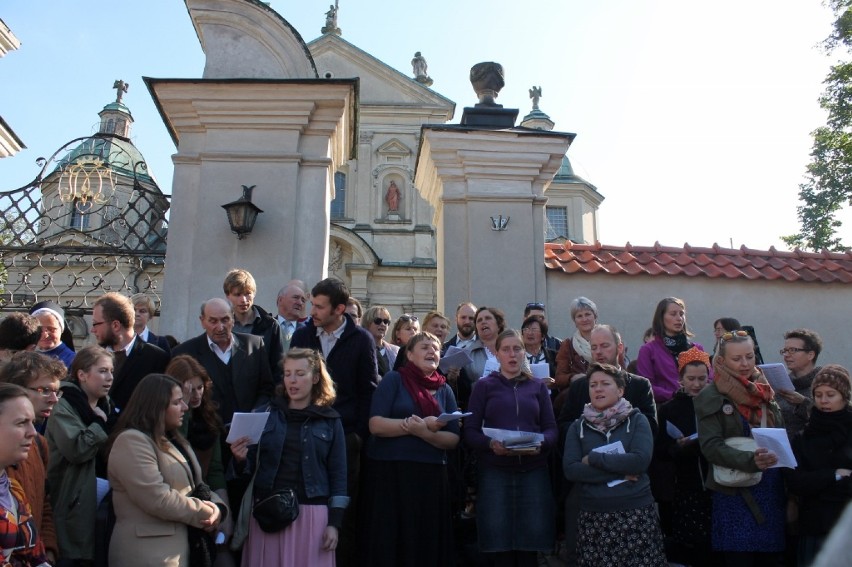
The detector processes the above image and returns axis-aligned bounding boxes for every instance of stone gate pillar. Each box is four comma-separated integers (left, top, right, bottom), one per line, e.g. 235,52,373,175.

151,0,356,338
414,63,573,326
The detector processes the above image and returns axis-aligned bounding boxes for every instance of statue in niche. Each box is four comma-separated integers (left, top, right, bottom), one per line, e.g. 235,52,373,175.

385,180,401,213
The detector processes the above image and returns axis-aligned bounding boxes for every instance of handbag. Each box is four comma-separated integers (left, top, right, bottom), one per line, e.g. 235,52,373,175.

712,436,763,487
187,482,217,567
252,487,299,533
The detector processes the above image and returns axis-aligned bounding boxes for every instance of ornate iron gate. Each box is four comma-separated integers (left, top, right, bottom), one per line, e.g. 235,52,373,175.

0,133,169,317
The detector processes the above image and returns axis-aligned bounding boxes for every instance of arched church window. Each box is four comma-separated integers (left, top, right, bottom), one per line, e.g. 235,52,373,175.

331,171,346,219
69,199,91,230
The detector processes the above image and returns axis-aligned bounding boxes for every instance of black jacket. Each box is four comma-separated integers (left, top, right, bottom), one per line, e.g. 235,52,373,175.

109,338,170,412
785,407,852,536
656,390,708,493
173,332,274,425
290,314,378,438
242,305,285,382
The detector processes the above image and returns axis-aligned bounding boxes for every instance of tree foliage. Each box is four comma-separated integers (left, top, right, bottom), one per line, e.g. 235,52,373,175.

784,0,852,251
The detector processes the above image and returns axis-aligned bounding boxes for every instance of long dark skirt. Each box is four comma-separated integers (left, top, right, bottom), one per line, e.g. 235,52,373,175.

577,504,667,567
363,459,454,567
476,465,555,553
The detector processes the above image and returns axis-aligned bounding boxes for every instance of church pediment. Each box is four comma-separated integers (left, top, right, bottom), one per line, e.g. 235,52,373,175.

308,35,455,115
376,138,411,157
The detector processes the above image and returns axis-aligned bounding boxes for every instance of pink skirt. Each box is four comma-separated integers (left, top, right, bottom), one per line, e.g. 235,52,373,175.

242,504,335,567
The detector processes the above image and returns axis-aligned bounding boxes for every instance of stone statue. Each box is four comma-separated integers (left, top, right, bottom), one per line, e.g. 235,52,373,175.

412,52,433,87
385,180,401,213
529,86,542,110
470,62,505,106
321,3,341,35
112,79,129,104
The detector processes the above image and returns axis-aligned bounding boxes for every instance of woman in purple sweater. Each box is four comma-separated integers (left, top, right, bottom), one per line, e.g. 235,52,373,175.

464,330,558,567
637,297,707,404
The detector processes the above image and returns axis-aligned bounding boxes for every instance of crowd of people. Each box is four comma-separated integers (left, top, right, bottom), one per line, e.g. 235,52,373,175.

0,276,849,567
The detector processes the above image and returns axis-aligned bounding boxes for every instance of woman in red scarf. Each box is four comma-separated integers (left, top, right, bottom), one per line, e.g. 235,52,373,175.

365,332,461,566
694,331,785,567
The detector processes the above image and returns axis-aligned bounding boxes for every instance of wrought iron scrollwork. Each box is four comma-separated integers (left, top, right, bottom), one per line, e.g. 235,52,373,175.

0,133,168,315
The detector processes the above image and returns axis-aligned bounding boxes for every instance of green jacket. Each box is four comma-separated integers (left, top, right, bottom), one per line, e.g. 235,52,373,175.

694,383,783,522
45,382,109,561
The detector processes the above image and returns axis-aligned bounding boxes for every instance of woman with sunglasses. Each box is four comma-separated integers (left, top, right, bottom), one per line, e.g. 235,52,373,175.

637,297,708,404
364,306,398,379
391,314,420,348
694,331,785,566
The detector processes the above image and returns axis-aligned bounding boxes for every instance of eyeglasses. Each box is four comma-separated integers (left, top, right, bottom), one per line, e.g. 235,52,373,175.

720,330,749,342
28,387,63,399
526,302,545,310
373,318,390,326
780,347,810,356
400,314,418,322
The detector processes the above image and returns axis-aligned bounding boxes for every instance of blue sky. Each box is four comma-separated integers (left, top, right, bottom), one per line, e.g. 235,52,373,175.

1,0,846,250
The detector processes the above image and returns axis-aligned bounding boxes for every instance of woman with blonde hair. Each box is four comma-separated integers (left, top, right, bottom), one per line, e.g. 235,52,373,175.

230,348,347,566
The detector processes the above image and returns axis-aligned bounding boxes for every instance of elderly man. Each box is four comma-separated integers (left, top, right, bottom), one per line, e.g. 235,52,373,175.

91,293,169,412
30,301,75,368
275,280,308,351
173,298,274,426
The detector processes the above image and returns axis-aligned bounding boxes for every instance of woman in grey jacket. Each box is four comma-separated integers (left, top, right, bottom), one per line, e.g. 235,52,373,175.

563,362,666,567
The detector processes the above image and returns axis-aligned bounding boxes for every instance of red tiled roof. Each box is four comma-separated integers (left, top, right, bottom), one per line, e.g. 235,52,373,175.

544,241,852,284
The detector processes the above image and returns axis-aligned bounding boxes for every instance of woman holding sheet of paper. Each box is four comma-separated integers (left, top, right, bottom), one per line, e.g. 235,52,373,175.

365,332,460,566
694,330,785,566
464,329,558,566
521,315,557,393
785,364,852,565
563,362,666,566
229,348,348,566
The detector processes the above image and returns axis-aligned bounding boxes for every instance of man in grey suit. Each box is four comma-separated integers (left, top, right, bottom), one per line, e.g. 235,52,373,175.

275,280,308,352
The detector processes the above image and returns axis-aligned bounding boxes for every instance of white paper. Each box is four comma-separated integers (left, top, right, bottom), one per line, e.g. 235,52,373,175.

530,362,551,379
591,441,628,486
482,427,544,448
225,412,271,444
96,477,110,506
665,421,698,441
437,411,472,422
758,363,796,393
751,427,798,469
438,346,474,373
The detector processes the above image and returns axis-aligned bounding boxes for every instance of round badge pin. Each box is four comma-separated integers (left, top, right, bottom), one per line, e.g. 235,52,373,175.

722,404,734,415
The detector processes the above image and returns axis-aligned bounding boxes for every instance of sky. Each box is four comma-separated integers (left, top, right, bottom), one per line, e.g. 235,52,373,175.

1,0,849,251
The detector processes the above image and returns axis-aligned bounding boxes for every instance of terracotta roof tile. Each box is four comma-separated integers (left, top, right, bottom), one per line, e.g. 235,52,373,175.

544,242,852,284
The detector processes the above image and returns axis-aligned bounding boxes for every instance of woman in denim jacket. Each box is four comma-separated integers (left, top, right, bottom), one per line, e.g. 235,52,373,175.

230,348,348,566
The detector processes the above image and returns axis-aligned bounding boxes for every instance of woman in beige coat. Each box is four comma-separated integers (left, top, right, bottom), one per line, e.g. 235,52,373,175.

107,373,227,567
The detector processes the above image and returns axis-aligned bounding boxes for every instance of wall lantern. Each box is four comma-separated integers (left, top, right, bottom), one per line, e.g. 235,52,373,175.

222,185,263,239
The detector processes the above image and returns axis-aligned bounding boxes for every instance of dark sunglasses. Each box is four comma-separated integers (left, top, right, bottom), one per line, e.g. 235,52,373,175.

373,318,391,326
526,302,545,310
400,314,418,322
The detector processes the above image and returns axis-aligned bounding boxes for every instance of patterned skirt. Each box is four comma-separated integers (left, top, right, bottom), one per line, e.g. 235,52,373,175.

577,504,667,567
